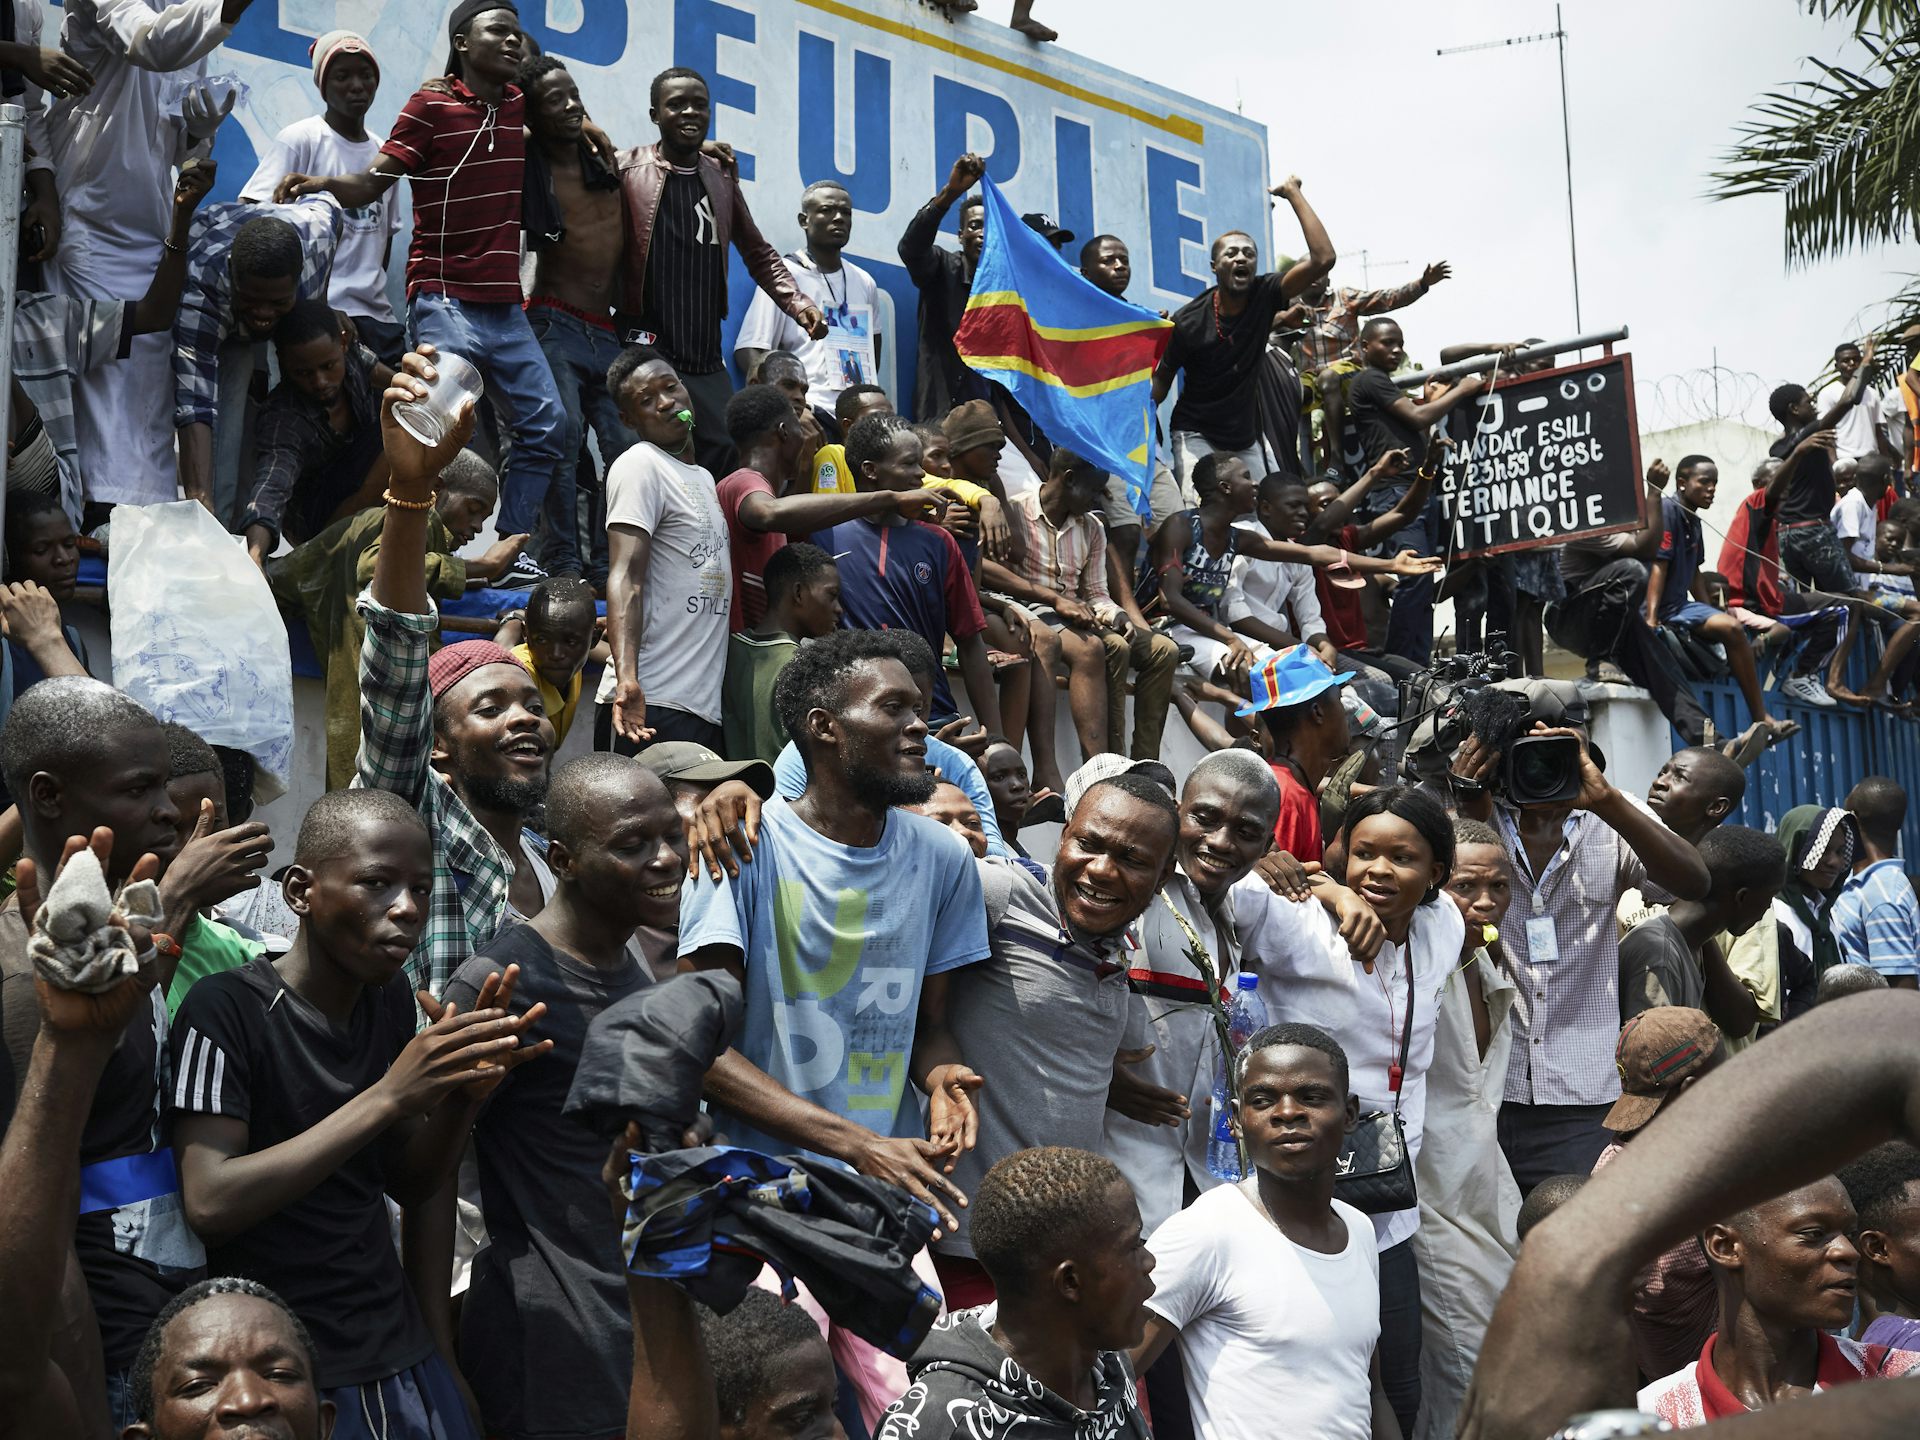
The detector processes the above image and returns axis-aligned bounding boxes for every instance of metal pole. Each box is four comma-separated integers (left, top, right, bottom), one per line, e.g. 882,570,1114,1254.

1557,4,1581,333
1392,325,1629,389
0,104,22,562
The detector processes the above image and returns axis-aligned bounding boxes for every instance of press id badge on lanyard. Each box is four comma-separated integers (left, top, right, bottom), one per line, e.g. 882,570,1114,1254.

826,303,877,388
1525,914,1560,966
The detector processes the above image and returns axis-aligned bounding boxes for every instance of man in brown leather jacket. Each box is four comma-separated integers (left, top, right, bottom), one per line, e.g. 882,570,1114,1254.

615,67,825,474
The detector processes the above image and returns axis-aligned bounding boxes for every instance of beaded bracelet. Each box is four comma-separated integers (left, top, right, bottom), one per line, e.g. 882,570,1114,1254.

383,489,437,511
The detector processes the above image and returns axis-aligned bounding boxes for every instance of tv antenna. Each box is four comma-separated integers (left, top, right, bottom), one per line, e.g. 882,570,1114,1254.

1439,4,1581,332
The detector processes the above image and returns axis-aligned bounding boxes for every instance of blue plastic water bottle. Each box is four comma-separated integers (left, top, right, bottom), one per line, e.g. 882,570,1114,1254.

1226,973,1269,1051
1206,1075,1241,1181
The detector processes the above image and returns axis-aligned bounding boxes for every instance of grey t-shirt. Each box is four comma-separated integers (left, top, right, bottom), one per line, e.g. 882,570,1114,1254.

445,925,650,1440
1619,912,1703,1020
938,857,1133,1258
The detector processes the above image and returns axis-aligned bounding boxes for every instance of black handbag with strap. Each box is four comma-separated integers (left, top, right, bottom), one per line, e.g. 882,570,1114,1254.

1334,955,1418,1215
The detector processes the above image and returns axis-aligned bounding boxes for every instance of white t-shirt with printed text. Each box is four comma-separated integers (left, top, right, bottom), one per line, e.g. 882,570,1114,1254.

241,116,402,323
598,442,731,723
734,250,881,416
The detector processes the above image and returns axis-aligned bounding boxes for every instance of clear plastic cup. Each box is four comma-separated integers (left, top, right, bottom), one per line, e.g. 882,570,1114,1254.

392,353,484,446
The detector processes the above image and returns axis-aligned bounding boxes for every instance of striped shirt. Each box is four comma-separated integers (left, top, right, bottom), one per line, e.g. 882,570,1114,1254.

382,81,526,303
635,166,726,373
12,291,131,519
1011,489,1120,622
1831,858,1920,978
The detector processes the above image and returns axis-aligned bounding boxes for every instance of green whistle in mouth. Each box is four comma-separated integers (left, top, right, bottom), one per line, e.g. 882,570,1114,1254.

675,409,694,425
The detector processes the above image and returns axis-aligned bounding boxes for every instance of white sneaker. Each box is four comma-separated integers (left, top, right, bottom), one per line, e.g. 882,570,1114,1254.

1782,673,1838,707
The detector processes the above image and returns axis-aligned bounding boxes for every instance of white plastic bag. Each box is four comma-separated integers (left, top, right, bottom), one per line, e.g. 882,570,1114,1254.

109,501,294,803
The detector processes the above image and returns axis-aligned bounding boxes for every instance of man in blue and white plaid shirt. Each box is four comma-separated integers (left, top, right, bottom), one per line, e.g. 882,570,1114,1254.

172,193,342,525
1833,777,1920,988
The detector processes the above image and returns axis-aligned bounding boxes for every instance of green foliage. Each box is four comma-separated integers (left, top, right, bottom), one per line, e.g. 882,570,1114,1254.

1710,11,1920,269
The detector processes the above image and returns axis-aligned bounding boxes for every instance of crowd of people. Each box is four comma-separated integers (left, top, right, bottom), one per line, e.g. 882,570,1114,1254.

4,5,1920,1440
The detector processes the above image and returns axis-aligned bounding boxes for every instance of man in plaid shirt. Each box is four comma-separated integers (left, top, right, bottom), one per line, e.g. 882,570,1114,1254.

1299,261,1449,472
172,194,343,525
355,350,763,999
353,350,556,999
1296,263,1451,375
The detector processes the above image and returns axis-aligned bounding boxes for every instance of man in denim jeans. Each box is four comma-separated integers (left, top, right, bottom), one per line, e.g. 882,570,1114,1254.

519,53,632,584
280,2,562,587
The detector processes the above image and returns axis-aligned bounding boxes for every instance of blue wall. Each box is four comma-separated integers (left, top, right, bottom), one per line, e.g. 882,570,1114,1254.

1693,676,1920,858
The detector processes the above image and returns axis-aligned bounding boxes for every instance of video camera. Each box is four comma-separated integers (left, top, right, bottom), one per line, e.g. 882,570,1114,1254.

1398,648,1586,806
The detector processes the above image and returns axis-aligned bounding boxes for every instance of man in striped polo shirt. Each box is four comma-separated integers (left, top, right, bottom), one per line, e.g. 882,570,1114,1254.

280,1,562,588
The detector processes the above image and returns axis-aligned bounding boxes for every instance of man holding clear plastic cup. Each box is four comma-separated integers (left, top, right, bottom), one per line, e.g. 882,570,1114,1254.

277,1,561,588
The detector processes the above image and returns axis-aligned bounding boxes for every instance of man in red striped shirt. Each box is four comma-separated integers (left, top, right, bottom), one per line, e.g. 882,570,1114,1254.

280,1,562,588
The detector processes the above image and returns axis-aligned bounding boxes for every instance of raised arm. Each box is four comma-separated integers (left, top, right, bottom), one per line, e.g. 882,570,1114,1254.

131,162,215,334
1304,451,1402,543
1816,336,1879,429
1764,429,1833,509
899,153,984,283
1347,449,1428,550
1616,460,1672,562
1461,991,1920,1440
371,351,474,615
1556,724,1710,899
1352,263,1449,319
0,846,164,1437
89,0,250,73
1272,176,1335,300
603,1125,720,1440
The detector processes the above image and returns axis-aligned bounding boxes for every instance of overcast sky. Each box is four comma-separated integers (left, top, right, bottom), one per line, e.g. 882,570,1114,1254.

979,0,1917,433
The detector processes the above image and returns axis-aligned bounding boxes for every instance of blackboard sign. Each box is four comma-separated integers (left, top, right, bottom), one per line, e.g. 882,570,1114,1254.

1435,353,1645,559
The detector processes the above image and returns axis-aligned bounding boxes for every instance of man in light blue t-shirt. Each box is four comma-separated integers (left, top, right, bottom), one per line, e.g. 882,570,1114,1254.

679,627,991,1227
769,627,1011,857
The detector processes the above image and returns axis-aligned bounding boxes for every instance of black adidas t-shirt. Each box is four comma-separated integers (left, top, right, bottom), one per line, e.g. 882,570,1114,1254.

639,166,727,374
169,955,434,1388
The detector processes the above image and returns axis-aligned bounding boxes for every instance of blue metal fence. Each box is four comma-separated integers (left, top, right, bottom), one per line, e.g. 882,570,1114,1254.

1692,677,1920,855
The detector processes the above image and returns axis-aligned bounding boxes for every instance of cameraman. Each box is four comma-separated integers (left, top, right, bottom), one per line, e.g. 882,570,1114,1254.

1453,694,1710,1195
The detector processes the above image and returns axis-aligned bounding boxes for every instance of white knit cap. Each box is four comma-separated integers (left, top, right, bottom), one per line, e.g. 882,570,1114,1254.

310,30,378,91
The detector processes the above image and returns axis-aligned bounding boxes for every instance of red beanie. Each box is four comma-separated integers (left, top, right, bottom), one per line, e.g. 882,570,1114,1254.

428,640,522,699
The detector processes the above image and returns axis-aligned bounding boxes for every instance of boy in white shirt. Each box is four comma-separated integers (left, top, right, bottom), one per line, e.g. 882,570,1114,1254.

1133,1024,1398,1440
240,32,403,362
